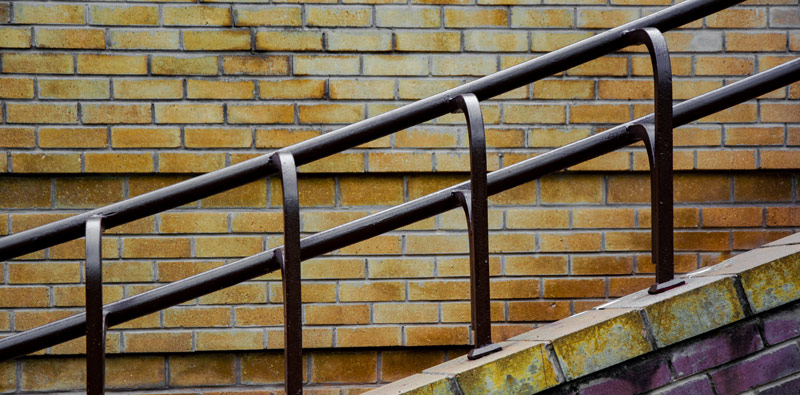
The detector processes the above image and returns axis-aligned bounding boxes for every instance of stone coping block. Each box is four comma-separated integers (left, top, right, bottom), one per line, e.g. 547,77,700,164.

510,308,651,380
600,275,745,348
369,234,800,394
691,243,800,314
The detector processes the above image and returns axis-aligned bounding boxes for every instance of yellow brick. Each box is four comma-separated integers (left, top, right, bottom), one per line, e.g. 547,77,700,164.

578,8,638,28
185,30,251,50
222,55,289,75
567,56,628,76
706,8,766,28
77,54,147,75
432,55,496,76
699,103,757,123
203,179,267,207
299,152,365,173
504,104,566,124
82,103,151,124
15,3,84,24
256,31,323,51
0,178,51,208
9,263,80,284
255,128,320,147
465,30,528,52
7,103,77,124
363,55,428,76
39,79,109,99
535,80,594,99
395,127,458,147
89,5,158,25
155,103,223,124
109,30,180,50
111,127,180,148
36,28,104,49
376,7,440,27
294,55,359,75
260,79,325,99
396,32,461,52
696,56,754,76
114,79,183,100
184,127,250,148
228,104,294,124
328,31,392,51
164,5,232,26
445,7,507,27
571,104,630,124
512,8,574,27
2,53,73,74
0,78,34,99
307,6,371,26
541,174,602,204
159,152,225,173
152,55,218,76
0,27,31,48
123,237,191,258
762,103,800,123
299,103,364,124
532,31,593,52
85,153,154,173
330,79,394,99
305,304,370,325
234,6,302,26
196,236,263,258
39,127,107,148
406,326,469,346
726,32,786,52
0,127,35,148
340,175,403,206
170,354,236,386
187,80,254,99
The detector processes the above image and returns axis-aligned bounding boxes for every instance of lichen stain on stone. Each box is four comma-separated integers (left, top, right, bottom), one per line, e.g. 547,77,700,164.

554,312,650,379
743,255,800,313
648,278,744,347
455,344,557,394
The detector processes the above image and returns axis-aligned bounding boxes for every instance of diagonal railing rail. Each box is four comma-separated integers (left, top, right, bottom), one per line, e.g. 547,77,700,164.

1,0,798,392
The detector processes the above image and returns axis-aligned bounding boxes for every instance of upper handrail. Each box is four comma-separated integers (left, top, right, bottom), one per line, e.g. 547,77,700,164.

0,0,746,262
2,57,798,361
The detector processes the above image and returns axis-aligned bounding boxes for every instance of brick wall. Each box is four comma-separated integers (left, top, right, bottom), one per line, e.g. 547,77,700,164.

0,0,798,392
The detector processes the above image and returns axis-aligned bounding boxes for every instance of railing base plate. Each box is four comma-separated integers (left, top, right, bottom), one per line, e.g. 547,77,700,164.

468,343,503,360
648,278,686,295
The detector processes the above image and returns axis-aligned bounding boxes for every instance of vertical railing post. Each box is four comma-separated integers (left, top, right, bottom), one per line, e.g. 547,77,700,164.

270,152,303,394
85,216,106,395
624,27,685,294
451,93,502,360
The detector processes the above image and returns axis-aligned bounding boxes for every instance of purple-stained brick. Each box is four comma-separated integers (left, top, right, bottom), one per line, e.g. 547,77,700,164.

710,342,800,394
670,321,763,377
762,302,800,345
578,357,672,395
653,376,714,395
756,372,800,395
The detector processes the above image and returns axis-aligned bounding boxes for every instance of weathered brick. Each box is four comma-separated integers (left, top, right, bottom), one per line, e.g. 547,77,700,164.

256,30,323,51
184,30,251,51
82,103,151,124
0,77,33,99
155,103,223,124
77,54,147,75
307,6,371,26
0,178,50,208
152,56,218,75
89,5,158,26
445,7,507,27
2,53,72,74
294,55,359,75
328,30,392,51
338,327,402,347
567,56,628,76
512,8,573,27
234,6,301,26
578,8,638,28
223,55,289,75
312,351,377,383
505,104,566,124
376,7,440,27
7,103,77,124
110,30,180,50
396,32,461,52
305,304,370,325
432,55,497,76
197,329,264,351
228,104,294,124
111,127,180,148
21,358,83,391
0,287,49,308
382,350,446,381
123,237,191,258
260,80,325,99
299,103,364,124
170,354,237,387
696,56,754,75
164,5,231,26
532,31,593,52
0,27,31,48
36,28,104,49
406,326,470,346
364,55,428,76
15,3,84,24
39,79,109,100
711,343,800,394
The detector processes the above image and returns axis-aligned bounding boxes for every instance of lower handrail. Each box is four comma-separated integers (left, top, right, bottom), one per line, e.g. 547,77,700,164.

0,58,798,361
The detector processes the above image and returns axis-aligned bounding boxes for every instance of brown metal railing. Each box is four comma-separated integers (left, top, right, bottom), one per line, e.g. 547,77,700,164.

1,0,799,393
